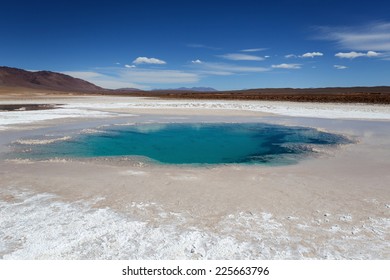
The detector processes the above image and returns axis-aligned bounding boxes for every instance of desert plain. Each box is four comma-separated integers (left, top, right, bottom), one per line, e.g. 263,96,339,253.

0,93,389,259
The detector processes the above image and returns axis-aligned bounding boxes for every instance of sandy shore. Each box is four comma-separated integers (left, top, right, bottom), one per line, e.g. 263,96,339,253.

0,96,389,259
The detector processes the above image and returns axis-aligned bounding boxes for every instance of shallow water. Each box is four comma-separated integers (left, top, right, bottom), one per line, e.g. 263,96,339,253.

10,123,351,165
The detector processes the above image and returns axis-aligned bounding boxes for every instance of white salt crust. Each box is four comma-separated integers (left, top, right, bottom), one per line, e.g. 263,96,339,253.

1,98,390,130
1,188,388,259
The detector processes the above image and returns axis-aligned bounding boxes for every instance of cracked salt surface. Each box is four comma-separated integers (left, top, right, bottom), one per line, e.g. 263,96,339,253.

1,188,389,259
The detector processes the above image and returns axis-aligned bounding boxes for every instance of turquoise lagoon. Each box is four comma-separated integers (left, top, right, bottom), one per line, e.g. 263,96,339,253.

12,123,351,165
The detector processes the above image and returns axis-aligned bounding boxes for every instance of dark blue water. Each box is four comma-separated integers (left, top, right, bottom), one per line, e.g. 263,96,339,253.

11,123,351,165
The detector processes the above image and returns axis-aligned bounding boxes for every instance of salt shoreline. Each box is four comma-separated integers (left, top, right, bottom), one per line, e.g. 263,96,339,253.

0,96,389,259
1,96,390,131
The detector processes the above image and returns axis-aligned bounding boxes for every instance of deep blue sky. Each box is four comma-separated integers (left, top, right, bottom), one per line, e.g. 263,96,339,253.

1,0,390,90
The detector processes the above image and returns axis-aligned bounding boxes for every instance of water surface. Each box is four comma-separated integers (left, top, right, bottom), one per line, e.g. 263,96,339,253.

11,123,351,165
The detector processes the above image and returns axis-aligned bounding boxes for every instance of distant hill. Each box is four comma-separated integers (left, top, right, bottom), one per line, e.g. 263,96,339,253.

153,87,217,92
0,66,104,92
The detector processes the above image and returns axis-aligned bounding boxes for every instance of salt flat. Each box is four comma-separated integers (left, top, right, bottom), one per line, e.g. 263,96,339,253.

0,96,389,259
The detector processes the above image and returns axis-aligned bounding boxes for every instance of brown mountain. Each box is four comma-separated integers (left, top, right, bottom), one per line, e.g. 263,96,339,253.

0,66,104,92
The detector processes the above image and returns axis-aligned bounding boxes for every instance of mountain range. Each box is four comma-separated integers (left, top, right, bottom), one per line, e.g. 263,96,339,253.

1,66,390,103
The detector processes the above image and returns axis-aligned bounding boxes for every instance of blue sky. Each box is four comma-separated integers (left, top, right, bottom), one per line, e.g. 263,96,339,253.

1,0,390,90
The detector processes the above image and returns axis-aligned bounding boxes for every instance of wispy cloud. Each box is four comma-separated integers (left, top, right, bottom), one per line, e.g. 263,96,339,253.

191,59,203,64
64,67,199,89
186,43,220,50
334,65,348,70
63,70,145,89
301,52,323,58
133,57,166,65
122,69,198,83
191,62,269,75
62,71,104,80
65,58,272,90
218,53,264,61
335,51,381,59
285,52,323,58
271,63,301,69
285,54,297,58
317,22,390,51
240,48,267,52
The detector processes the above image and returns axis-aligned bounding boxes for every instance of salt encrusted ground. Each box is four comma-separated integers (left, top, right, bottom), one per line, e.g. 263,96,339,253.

1,188,388,259
0,96,389,259
1,96,390,131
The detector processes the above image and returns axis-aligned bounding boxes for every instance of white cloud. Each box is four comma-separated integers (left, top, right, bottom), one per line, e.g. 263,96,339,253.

285,53,323,59
335,51,381,59
367,51,381,57
125,64,136,68
301,52,323,58
240,48,267,52
335,52,364,59
334,65,348,70
133,57,166,65
271,63,301,69
191,59,203,64
285,54,297,58
218,53,264,61
115,62,120,65
318,22,390,51
264,55,270,58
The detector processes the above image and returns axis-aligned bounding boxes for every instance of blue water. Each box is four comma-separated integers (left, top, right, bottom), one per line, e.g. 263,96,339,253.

11,123,351,165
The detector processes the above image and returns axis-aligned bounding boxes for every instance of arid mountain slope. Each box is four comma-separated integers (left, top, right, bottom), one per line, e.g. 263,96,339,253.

0,66,103,92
